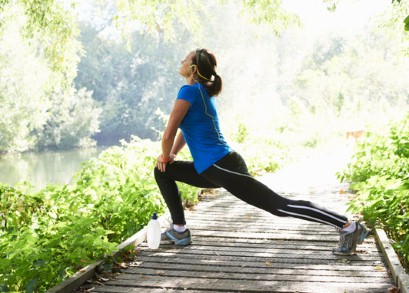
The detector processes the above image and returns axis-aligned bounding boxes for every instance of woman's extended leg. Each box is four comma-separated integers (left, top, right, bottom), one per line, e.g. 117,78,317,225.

200,151,369,254
201,151,348,228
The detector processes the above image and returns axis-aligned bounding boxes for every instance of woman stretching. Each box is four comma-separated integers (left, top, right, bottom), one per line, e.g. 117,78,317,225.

154,48,369,255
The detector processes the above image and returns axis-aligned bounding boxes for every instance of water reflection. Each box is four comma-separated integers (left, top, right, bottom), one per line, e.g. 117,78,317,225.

0,147,107,190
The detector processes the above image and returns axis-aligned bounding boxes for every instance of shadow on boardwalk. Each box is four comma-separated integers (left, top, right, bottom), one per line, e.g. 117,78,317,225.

92,145,394,292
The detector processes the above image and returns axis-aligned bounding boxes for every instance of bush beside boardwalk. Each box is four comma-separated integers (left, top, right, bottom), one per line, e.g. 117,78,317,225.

0,138,166,292
338,112,409,271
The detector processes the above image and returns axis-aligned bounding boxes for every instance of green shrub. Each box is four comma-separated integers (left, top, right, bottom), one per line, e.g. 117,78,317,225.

0,138,164,292
338,112,409,268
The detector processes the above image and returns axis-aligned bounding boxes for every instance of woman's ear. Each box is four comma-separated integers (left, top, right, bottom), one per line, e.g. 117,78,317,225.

189,64,197,74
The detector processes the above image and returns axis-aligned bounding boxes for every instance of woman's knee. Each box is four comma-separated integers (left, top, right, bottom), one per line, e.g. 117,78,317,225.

154,166,164,181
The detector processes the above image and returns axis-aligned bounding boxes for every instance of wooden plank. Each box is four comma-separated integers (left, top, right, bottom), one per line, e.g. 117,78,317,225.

375,228,409,293
132,256,384,272
137,246,383,262
133,261,389,278
46,260,104,293
137,244,384,260
134,253,384,268
176,239,378,251
90,276,392,292
93,288,201,293
186,229,341,242
118,267,391,284
186,224,343,234
132,255,388,272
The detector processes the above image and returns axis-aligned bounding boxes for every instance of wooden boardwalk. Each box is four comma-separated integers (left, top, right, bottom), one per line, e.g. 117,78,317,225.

91,147,395,292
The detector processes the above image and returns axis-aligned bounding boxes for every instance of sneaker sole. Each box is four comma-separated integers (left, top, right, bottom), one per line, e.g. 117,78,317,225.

332,250,355,256
174,238,192,246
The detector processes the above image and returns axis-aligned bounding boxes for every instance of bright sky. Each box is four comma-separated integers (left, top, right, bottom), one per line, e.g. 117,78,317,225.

282,0,390,35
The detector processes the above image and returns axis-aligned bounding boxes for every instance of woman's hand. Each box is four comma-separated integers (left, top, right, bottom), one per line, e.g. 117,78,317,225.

156,154,176,172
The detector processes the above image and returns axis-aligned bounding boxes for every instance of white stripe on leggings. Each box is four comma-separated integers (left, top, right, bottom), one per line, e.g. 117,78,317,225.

214,163,344,229
287,204,346,226
212,164,253,178
277,209,340,229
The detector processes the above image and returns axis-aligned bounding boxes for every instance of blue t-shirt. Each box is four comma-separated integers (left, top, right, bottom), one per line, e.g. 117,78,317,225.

177,83,231,174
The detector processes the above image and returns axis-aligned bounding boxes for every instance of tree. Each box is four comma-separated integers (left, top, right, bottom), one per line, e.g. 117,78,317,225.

391,0,409,32
0,6,50,152
75,21,189,144
0,2,101,153
0,0,82,88
36,88,101,150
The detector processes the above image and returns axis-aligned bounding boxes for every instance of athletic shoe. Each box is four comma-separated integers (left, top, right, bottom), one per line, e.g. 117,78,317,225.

160,227,192,246
332,222,370,255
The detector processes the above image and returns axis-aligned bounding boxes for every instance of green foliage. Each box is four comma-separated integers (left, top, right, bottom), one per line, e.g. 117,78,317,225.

36,88,101,150
237,138,285,176
113,0,204,44
383,1,409,54
0,10,50,152
75,23,185,143
322,0,339,12
0,3,100,153
405,15,409,31
4,0,82,85
391,0,409,32
71,138,166,242
226,120,286,175
0,138,168,292
240,0,299,34
0,182,117,292
233,122,249,143
337,112,409,268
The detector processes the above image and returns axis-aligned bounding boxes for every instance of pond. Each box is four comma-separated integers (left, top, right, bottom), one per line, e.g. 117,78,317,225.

0,147,108,190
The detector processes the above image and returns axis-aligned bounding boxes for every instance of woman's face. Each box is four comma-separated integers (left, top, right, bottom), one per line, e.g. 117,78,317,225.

179,51,195,77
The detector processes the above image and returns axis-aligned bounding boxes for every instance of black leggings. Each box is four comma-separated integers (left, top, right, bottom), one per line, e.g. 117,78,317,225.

154,151,348,228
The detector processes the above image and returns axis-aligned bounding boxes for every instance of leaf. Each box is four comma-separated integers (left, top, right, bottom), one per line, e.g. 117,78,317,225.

26,279,38,293
373,265,385,271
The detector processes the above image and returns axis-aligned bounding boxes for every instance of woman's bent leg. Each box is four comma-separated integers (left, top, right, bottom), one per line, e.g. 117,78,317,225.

154,161,219,225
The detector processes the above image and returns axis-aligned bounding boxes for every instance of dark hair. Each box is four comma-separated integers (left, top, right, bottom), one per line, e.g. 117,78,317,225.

192,48,222,96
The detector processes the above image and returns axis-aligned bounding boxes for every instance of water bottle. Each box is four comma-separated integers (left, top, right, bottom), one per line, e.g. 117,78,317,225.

146,212,161,249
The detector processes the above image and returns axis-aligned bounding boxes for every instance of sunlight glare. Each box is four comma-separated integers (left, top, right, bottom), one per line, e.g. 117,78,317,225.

283,0,391,35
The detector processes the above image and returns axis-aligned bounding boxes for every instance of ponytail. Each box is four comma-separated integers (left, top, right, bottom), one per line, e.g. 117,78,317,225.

206,74,222,97
193,49,223,97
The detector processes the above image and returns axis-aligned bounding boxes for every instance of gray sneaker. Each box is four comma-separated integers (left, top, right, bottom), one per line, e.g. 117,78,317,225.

160,227,192,246
332,222,370,255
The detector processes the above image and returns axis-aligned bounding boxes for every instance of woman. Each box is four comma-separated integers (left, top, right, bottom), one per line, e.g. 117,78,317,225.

154,48,368,255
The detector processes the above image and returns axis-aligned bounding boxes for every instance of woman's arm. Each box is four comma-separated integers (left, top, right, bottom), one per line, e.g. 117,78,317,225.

157,99,190,172
170,130,186,156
